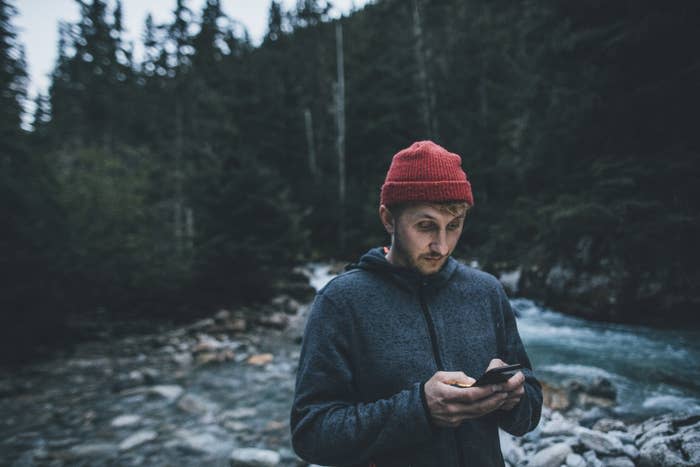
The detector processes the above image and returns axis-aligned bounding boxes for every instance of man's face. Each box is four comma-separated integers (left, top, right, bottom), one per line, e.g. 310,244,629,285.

383,203,466,276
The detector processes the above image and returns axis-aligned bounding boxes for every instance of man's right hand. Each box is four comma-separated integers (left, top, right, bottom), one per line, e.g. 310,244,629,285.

423,371,508,428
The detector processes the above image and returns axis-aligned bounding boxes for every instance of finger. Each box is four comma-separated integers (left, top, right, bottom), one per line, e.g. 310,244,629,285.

438,371,476,386
469,391,509,415
486,358,507,371
452,391,509,417
447,383,502,403
501,400,519,411
501,371,526,392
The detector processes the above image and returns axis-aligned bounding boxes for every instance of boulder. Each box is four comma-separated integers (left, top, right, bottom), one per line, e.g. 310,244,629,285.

575,426,625,456
634,412,700,467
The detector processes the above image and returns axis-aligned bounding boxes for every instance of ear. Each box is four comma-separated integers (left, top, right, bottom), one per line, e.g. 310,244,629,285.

379,205,394,234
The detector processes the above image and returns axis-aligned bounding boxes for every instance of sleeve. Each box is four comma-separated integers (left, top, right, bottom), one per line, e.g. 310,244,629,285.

290,292,434,466
494,285,543,436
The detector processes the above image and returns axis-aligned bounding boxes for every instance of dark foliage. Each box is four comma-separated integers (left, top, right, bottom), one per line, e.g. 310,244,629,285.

2,0,699,361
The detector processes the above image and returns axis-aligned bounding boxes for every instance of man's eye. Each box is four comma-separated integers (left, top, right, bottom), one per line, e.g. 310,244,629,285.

418,222,435,230
447,223,460,230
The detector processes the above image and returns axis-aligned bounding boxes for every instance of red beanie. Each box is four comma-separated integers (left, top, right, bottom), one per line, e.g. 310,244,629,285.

380,140,474,207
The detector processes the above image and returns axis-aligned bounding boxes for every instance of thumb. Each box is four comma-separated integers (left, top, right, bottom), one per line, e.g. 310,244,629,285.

438,371,476,387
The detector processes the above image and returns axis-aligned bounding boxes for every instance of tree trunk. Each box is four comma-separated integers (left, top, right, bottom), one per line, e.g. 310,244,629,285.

335,21,346,253
412,0,439,140
304,108,318,178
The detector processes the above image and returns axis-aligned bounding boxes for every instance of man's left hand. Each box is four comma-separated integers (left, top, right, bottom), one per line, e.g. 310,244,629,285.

486,359,525,411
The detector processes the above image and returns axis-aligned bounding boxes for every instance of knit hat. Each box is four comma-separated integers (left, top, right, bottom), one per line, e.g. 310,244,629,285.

380,140,474,207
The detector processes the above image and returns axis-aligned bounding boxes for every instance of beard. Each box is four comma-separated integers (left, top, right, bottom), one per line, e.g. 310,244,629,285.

392,226,446,276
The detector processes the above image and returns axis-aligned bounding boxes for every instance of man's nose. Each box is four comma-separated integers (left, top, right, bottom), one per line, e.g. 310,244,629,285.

430,231,449,256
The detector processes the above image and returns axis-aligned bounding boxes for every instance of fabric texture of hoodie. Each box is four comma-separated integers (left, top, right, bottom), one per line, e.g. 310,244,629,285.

290,247,543,467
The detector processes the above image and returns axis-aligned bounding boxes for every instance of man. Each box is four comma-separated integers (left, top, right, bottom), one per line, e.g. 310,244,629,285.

291,141,542,466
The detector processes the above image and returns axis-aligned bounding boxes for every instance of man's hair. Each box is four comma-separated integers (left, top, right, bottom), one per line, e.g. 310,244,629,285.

386,201,471,221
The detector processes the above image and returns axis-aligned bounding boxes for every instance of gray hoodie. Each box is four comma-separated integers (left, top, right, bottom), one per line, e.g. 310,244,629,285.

291,248,542,466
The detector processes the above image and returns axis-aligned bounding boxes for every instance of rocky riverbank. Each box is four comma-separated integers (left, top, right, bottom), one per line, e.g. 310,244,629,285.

1,298,308,467
502,408,700,467
1,264,698,466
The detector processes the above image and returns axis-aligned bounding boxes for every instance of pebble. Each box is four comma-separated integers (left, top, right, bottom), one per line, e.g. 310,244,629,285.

247,353,274,366
67,442,119,458
149,384,184,402
110,414,142,427
119,430,157,451
230,447,281,467
177,393,214,415
220,407,258,420
174,429,230,454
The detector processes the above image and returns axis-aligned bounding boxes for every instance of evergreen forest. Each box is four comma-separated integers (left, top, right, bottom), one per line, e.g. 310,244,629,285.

2,0,699,362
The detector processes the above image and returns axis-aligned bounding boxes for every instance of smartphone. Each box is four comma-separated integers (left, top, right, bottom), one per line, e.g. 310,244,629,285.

447,363,523,388
473,363,523,387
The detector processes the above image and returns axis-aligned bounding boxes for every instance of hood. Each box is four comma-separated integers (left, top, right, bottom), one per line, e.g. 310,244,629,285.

346,247,458,292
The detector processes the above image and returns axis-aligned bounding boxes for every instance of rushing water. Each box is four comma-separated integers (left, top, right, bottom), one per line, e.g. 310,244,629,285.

304,263,700,422
512,298,700,421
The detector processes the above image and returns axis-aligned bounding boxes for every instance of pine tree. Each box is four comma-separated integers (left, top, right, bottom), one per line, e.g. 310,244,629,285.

0,0,26,149
264,0,284,43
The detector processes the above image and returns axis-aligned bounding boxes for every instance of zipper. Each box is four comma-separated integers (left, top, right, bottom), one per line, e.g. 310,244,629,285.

418,284,466,467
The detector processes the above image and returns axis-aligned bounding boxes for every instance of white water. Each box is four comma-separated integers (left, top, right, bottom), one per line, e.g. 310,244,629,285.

302,264,700,420
512,298,700,420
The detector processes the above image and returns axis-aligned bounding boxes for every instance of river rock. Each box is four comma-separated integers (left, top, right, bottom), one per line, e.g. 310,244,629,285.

621,443,639,460
247,353,274,366
575,426,624,455
601,457,635,467
67,442,119,458
607,430,634,444
230,447,281,467
110,414,142,427
149,384,184,402
177,393,214,415
271,294,303,314
499,430,525,465
565,453,586,467
220,407,258,420
118,430,157,451
593,418,628,433
541,381,571,410
583,450,603,467
215,309,232,321
633,412,700,467
257,312,289,330
174,429,230,455
224,420,249,432
172,351,193,366
529,442,572,467
541,416,578,436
